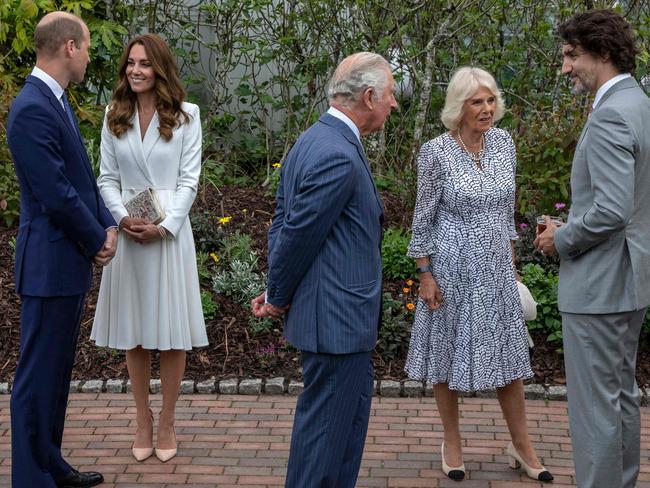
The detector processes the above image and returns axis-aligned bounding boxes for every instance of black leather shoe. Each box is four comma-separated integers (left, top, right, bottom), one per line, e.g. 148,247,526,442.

57,469,104,488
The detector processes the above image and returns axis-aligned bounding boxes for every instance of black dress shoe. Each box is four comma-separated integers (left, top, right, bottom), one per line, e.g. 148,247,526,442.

57,468,104,488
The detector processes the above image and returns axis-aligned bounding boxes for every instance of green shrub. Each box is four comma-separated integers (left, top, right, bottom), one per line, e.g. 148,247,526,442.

191,211,226,254
520,263,562,352
248,316,275,335
212,258,266,306
381,228,414,280
220,230,256,266
200,290,218,320
375,292,413,363
265,163,282,198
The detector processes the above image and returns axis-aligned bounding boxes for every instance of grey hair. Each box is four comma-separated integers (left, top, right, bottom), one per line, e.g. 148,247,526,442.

327,52,391,108
440,66,505,130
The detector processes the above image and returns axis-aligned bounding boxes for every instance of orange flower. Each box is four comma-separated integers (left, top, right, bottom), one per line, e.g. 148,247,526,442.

406,302,415,310
406,279,414,286
403,287,411,293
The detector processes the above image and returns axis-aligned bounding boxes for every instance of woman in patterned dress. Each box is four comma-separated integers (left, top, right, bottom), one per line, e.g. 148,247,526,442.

406,67,553,482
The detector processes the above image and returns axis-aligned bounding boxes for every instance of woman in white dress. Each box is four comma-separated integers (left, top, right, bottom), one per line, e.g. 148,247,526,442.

406,67,552,482
91,34,208,463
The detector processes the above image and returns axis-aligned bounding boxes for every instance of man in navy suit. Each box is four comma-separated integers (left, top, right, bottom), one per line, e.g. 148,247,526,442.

252,52,397,487
7,11,117,488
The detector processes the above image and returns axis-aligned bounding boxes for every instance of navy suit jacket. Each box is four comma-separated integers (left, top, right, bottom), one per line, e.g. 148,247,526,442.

267,113,384,354
7,75,115,297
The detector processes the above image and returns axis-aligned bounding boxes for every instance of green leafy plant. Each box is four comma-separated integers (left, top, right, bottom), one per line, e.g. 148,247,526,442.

200,290,218,320
381,228,414,280
220,230,256,266
248,316,275,335
520,263,562,352
375,292,414,363
195,251,216,287
212,258,266,306
190,211,226,254
265,162,282,197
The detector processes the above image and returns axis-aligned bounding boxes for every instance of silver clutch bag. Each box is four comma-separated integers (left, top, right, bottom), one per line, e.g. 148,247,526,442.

124,188,166,225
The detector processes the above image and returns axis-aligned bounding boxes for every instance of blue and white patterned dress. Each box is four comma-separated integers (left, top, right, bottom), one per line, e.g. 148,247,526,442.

405,128,533,391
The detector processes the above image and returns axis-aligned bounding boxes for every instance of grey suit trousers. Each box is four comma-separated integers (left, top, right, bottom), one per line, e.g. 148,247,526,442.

562,309,646,488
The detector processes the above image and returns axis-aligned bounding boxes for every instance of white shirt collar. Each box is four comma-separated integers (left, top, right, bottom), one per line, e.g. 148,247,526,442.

593,73,631,109
31,66,65,107
327,106,361,142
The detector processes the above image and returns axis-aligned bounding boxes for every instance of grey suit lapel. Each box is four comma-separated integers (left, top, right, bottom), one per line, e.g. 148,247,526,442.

577,78,638,150
576,119,590,150
595,77,638,110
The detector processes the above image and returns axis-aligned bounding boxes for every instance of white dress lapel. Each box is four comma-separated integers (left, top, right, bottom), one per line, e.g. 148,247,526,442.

142,111,161,162
127,108,155,185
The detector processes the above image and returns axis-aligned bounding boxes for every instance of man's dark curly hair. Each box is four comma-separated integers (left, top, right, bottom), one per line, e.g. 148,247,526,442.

558,9,638,75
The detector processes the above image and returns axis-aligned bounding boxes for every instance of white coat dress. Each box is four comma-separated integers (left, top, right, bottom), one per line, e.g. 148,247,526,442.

91,102,208,351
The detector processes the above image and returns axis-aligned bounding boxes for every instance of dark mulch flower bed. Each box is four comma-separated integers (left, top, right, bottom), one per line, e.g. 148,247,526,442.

1,184,648,387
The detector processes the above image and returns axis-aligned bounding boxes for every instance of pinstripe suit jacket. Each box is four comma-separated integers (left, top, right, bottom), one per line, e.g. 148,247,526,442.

266,113,384,354
555,77,650,313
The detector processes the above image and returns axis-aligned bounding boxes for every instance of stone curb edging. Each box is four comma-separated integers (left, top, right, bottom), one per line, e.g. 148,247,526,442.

2,378,644,403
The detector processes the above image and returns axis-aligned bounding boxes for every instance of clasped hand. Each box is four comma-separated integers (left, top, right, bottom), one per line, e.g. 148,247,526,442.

251,292,289,320
120,216,162,244
94,228,118,266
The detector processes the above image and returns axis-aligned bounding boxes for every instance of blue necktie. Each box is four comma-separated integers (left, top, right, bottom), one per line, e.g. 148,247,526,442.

61,92,78,131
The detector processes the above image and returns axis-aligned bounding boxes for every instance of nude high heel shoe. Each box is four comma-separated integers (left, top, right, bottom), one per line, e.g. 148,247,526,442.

132,409,154,461
441,441,465,481
507,442,553,482
155,425,177,462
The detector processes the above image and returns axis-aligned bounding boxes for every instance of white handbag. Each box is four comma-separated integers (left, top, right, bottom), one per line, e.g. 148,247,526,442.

517,281,537,348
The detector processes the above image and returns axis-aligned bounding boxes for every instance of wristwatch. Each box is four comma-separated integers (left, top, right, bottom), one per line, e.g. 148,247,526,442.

416,265,433,275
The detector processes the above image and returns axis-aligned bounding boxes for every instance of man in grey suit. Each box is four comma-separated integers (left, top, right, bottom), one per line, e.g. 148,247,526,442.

251,52,397,487
535,9,650,488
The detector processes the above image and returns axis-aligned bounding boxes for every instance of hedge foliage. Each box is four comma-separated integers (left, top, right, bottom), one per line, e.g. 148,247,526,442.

2,1,649,226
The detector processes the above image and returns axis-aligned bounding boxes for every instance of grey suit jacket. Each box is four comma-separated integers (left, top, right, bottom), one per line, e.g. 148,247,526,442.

555,77,650,314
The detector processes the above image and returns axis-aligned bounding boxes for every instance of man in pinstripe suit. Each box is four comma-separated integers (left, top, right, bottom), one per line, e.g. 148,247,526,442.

252,52,397,487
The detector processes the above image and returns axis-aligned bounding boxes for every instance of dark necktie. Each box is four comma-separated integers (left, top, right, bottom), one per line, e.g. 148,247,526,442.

61,92,78,132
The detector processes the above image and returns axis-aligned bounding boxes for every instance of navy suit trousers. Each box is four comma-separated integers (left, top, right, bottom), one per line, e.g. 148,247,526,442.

11,294,85,487
285,350,373,488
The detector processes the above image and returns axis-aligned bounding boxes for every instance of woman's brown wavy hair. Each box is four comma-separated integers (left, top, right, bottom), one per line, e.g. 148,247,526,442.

106,34,190,141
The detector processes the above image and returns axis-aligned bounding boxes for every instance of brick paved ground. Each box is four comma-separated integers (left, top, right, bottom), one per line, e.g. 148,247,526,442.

1,394,650,487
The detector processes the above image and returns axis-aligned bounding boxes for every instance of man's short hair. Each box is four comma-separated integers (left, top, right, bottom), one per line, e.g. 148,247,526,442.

327,52,391,108
34,14,84,57
558,9,638,75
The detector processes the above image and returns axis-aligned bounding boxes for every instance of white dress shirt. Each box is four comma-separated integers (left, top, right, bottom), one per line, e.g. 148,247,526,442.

31,66,66,109
327,106,361,142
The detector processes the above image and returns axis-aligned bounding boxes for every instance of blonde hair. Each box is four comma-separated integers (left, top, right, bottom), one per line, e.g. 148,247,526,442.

440,67,505,130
